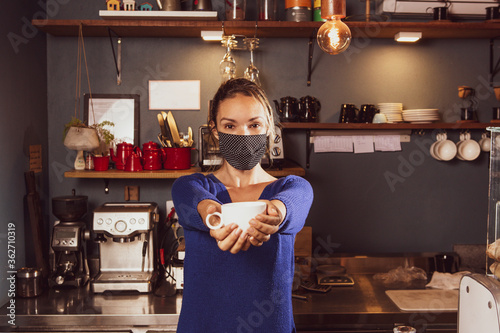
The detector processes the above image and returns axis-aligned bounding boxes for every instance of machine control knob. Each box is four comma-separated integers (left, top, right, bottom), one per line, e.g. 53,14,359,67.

55,276,65,285
130,218,136,225
115,220,127,233
139,218,145,224
105,218,112,225
83,229,91,241
97,218,104,225
271,147,282,157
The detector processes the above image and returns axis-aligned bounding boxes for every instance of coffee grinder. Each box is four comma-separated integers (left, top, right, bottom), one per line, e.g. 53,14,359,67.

49,191,91,288
91,202,159,293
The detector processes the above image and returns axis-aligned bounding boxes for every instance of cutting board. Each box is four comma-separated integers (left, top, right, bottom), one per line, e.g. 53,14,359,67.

386,289,458,312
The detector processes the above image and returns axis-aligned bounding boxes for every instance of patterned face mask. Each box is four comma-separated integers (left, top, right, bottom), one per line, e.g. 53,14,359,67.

218,132,267,170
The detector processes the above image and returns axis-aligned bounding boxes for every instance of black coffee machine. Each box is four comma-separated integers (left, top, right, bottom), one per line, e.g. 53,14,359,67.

49,190,90,288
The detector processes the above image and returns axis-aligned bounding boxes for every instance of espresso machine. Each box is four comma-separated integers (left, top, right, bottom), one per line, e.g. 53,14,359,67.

49,192,91,288
91,202,159,293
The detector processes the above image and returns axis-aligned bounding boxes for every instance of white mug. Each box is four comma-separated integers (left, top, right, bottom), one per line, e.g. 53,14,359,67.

205,201,267,232
479,133,491,152
432,133,456,161
457,132,480,161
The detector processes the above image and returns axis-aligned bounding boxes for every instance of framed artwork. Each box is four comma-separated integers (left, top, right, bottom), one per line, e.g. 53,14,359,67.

84,93,140,145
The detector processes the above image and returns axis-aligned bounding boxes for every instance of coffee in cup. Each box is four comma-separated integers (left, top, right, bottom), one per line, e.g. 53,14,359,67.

206,201,267,232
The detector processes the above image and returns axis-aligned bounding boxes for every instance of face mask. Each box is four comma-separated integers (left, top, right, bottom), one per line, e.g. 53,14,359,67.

218,132,267,170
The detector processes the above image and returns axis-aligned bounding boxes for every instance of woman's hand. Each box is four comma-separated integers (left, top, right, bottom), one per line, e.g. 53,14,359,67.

246,200,286,247
199,200,251,254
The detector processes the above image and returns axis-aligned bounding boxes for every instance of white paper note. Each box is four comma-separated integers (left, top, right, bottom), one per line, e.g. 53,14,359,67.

314,136,353,153
353,136,374,154
149,80,200,110
374,135,401,151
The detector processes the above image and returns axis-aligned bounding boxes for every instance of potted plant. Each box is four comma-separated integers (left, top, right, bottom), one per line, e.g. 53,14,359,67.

90,120,115,157
63,117,114,170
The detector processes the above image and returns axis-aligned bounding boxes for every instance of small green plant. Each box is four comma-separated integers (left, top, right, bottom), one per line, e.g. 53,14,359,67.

63,117,86,141
91,120,115,156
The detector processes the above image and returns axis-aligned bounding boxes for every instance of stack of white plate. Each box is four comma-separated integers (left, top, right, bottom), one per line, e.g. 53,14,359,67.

378,103,403,123
402,109,440,124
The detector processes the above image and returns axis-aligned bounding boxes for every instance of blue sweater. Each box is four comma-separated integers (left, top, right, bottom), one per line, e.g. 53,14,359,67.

171,173,313,333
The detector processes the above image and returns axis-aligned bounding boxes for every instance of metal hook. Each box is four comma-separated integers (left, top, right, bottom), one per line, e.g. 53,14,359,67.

104,179,109,194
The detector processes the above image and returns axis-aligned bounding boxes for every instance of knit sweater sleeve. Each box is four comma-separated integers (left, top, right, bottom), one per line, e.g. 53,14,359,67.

269,175,313,235
171,173,222,232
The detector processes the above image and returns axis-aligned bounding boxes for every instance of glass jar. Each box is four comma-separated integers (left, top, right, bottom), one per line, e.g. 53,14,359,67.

259,0,276,21
16,267,42,298
226,0,246,20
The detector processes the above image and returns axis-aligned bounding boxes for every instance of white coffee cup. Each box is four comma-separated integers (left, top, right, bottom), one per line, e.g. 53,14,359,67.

430,133,443,161
456,133,466,161
205,201,267,232
457,132,480,161
432,133,456,161
479,133,491,152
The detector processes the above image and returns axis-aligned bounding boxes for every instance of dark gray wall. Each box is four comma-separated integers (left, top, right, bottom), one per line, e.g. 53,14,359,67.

1,1,48,305
45,1,492,256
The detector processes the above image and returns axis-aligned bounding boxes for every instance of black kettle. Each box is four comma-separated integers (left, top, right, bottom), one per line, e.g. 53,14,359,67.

299,96,321,122
274,97,299,122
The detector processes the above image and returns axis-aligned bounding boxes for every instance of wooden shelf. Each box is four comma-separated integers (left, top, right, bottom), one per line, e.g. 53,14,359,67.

281,122,496,130
32,19,500,39
64,165,305,179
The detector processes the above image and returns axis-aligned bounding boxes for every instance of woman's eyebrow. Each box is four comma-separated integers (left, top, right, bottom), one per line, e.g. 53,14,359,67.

219,116,264,122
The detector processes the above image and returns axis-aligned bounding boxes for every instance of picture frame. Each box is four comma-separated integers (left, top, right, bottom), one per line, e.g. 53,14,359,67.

84,93,140,146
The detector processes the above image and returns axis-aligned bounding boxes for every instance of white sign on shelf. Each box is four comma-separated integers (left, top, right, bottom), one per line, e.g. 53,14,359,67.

149,80,201,111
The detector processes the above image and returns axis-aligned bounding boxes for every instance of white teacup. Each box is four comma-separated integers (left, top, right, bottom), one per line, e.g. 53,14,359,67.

430,133,444,161
432,133,456,161
479,133,491,152
457,132,480,161
205,201,266,232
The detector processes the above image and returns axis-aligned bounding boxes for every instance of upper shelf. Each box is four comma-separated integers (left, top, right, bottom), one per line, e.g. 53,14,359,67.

32,19,500,39
281,122,497,130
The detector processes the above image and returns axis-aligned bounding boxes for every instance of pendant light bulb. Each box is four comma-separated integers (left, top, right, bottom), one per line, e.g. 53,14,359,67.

317,16,351,55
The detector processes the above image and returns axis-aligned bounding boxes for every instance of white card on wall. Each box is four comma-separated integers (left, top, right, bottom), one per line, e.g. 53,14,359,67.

149,80,200,110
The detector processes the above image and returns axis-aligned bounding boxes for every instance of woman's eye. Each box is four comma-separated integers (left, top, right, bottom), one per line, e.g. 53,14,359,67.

250,123,261,128
224,124,234,129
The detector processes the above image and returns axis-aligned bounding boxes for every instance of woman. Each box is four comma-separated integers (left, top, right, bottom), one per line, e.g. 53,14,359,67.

172,78,313,332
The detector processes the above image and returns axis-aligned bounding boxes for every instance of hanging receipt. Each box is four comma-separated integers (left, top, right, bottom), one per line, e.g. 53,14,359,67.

374,135,401,152
353,136,374,154
314,136,353,152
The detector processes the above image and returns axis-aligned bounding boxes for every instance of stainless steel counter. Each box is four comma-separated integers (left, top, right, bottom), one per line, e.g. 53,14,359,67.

0,284,181,332
293,274,457,332
0,273,457,333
